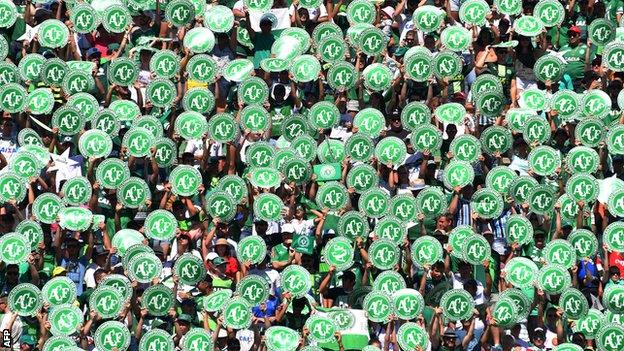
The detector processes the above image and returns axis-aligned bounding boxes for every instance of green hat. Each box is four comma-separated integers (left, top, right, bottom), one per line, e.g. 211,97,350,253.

177,313,193,323
212,257,226,266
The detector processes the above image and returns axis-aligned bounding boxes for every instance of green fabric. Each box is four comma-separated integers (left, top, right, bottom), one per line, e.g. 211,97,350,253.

252,33,275,69
559,44,588,80
271,243,289,262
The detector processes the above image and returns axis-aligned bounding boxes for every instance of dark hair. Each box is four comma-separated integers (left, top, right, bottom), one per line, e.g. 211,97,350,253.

342,271,356,282
609,266,621,276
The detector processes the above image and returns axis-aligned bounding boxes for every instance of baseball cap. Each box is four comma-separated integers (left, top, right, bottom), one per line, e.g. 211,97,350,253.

568,26,581,36
52,266,67,277
443,328,457,338
212,257,226,266
177,313,193,323
86,47,101,59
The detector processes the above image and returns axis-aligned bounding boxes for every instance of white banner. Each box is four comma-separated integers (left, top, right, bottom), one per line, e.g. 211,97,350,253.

249,8,291,32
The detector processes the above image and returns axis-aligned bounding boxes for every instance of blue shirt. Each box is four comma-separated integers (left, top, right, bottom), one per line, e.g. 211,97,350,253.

60,256,88,296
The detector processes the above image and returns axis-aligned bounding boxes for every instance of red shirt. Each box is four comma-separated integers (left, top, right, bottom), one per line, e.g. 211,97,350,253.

225,256,239,280
609,252,624,273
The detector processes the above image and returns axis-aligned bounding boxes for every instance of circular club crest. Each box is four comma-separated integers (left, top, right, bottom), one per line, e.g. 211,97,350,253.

450,134,481,163
528,185,556,215
38,19,69,49
513,15,545,37
0,83,27,113
43,336,77,351
100,274,132,303
533,54,566,82
52,106,84,135
347,164,378,194
566,173,599,203
308,101,340,130
392,289,424,320
0,232,29,265
290,55,321,83
569,229,598,259
362,63,393,91
405,49,433,82
440,289,474,321
322,237,354,271
280,265,312,298
205,5,234,33
574,309,604,339
42,276,77,306
139,329,175,351
146,78,177,107
128,253,163,283
169,165,202,197
165,0,196,27
471,188,504,219
15,220,44,251
222,297,253,329
108,57,139,86
0,0,17,28
253,193,283,222
141,284,173,319
174,253,207,286
96,158,130,189
375,216,407,243
19,53,45,82
32,193,63,224
368,239,400,270
560,288,589,320
443,161,474,189
241,105,270,133
523,116,551,145
597,324,624,351
498,288,532,322
150,50,180,79
581,89,611,118
363,291,393,323
397,322,429,351
505,215,534,245
236,274,269,306
413,6,444,33
605,222,624,255
345,134,374,163
448,226,474,260
359,188,390,218
534,0,565,27
463,234,491,265
566,146,599,174
236,235,267,265
401,101,431,131
375,137,407,166
327,61,358,91
94,321,131,351
543,239,577,268
122,127,154,157
78,129,112,159
606,42,624,72
605,285,624,315
318,35,346,63
316,181,349,210
48,304,83,336
117,177,151,209
433,51,463,79
354,108,385,137
389,194,418,223
207,113,239,143
480,125,512,154
411,236,443,268
265,326,300,351
27,88,54,115
71,4,99,34
528,145,561,176
184,27,216,54
89,286,123,319
538,264,571,295
203,289,232,312
180,328,213,351
102,4,130,33
504,257,539,288
550,89,579,120
589,18,616,46
244,0,273,11
346,0,375,24
305,315,336,343
441,25,471,51
9,151,41,179
238,77,268,105
337,211,369,240
412,124,443,152
374,271,406,294
8,283,43,316
459,0,490,26
607,124,624,155
485,166,517,194
576,118,605,147
435,102,465,125
358,27,386,56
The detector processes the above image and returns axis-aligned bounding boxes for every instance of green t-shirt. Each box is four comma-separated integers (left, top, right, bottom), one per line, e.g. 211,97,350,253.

252,33,275,69
559,43,588,80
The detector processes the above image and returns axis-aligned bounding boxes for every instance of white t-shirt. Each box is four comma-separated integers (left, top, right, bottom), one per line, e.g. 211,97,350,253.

289,4,328,22
289,218,315,236
452,274,486,304
249,267,281,296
